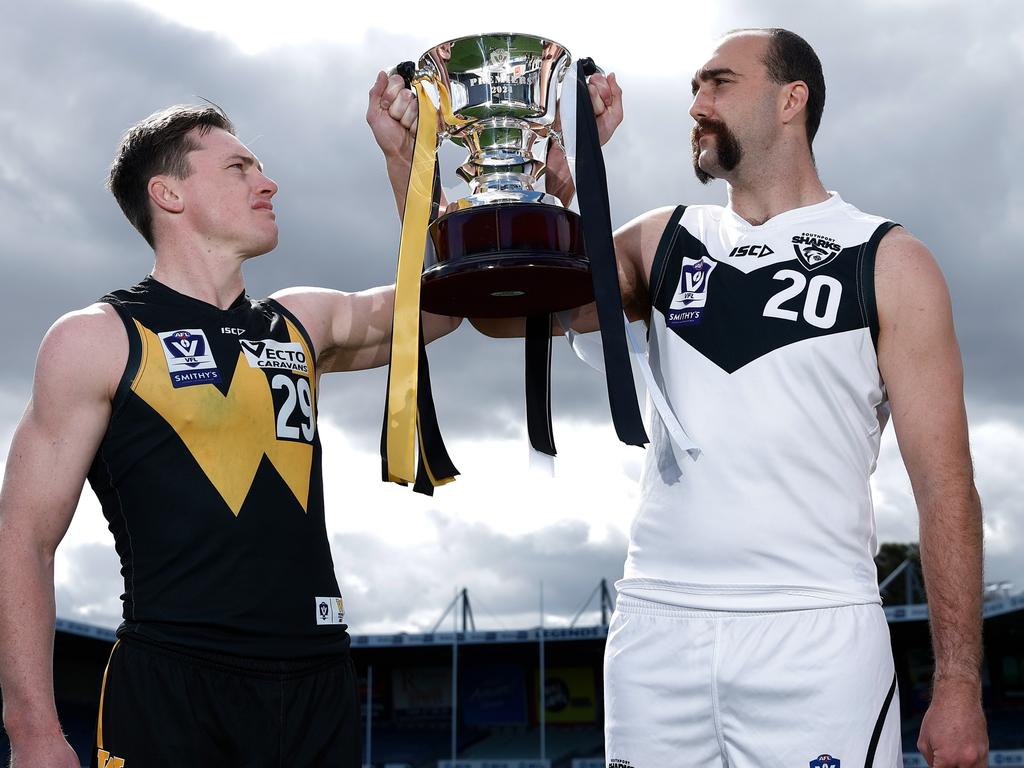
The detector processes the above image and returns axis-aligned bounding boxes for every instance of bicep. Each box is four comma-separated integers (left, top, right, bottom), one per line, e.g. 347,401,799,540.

563,216,653,333
876,236,973,501
0,324,115,553
277,287,459,373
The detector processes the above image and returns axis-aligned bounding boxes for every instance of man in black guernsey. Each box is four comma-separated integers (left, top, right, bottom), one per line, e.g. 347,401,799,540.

0,105,459,766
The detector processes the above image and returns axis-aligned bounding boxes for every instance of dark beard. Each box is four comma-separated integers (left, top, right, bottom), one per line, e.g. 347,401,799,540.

691,119,743,184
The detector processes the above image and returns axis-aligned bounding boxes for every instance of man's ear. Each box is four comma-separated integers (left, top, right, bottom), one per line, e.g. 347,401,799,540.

148,176,184,214
780,80,809,127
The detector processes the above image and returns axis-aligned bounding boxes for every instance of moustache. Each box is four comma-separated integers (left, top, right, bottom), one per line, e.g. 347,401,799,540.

692,120,729,143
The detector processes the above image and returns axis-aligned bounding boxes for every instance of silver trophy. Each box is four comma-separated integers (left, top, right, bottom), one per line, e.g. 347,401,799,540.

401,33,591,318
383,34,647,492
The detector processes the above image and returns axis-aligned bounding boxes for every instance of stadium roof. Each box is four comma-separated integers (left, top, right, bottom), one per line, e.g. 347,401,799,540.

55,592,1024,646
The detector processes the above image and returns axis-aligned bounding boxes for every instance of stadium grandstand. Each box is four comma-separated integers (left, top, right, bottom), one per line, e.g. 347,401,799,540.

2,551,1023,767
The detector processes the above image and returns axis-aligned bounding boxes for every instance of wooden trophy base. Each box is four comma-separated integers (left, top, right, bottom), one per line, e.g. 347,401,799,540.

422,203,592,318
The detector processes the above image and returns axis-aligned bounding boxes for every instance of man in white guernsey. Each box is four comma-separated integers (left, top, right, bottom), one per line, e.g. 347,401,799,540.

368,27,987,768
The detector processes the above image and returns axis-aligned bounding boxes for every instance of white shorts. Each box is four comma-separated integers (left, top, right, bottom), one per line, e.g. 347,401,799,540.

604,596,902,768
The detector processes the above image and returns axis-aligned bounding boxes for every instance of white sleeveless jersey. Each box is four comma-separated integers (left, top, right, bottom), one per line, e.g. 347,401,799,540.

620,193,898,610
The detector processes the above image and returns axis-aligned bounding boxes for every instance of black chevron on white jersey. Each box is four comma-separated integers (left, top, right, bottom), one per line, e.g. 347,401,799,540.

627,195,901,611
651,221,891,374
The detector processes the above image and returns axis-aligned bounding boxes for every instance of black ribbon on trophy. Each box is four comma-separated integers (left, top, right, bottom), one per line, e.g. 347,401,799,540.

382,34,648,495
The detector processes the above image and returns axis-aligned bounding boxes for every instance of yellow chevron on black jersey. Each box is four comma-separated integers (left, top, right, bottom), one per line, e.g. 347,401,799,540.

129,317,317,516
87,276,348,659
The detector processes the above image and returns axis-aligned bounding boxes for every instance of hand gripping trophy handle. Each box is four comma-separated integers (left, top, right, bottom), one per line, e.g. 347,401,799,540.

380,35,647,495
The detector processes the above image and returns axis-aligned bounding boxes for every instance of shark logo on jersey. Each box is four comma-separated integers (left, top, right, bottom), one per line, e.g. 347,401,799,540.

792,232,841,270
809,754,840,768
158,329,222,388
668,255,717,327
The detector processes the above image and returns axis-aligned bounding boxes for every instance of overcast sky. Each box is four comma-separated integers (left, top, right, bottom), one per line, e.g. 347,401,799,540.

1,0,1022,635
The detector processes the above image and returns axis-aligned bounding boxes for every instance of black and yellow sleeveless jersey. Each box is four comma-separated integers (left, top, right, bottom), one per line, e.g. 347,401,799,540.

87,276,349,659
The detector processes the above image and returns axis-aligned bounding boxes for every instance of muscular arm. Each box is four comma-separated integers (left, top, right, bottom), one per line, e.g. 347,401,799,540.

271,287,460,374
0,305,123,767
875,229,987,767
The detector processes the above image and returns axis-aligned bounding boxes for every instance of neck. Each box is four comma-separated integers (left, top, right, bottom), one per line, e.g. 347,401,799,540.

723,150,829,226
151,244,247,309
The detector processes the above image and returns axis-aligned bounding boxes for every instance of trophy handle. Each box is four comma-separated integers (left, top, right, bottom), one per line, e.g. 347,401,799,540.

578,57,604,77
393,60,419,89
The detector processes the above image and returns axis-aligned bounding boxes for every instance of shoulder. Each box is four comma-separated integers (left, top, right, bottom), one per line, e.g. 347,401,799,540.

873,227,954,349
268,286,353,351
269,285,350,319
36,302,126,402
617,205,685,241
615,205,689,277
875,227,950,308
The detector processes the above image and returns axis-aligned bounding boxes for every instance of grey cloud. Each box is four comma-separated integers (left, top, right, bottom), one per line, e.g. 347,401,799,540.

54,542,125,627
332,515,628,633
4,0,1023,441
2,0,1023,633
48,517,629,633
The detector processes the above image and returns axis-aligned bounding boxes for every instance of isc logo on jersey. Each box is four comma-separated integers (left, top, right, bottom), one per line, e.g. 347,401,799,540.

668,256,718,327
727,243,774,258
239,339,309,374
158,329,222,388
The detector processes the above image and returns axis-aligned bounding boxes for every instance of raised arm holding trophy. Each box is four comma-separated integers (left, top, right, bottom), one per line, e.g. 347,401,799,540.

370,33,646,495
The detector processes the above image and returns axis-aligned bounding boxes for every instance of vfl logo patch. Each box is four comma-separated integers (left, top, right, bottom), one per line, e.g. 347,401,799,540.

810,754,840,768
668,255,717,327
158,329,221,388
97,749,126,768
792,232,841,270
315,595,345,625
240,339,309,374
728,243,775,258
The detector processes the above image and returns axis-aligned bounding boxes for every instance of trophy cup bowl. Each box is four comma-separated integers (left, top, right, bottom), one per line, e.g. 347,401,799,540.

411,33,593,318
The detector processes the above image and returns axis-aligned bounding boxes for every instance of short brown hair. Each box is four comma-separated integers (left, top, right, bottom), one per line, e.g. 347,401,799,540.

107,104,234,247
729,28,826,150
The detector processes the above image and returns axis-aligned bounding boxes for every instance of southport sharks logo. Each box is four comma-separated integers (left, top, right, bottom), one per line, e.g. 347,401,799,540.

792,232,841,270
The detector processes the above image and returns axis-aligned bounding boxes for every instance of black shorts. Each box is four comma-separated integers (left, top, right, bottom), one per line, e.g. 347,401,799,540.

92,635,360,768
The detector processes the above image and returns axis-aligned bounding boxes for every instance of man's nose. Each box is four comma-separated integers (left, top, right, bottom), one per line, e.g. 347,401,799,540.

258,173,278,198
689,87,712,122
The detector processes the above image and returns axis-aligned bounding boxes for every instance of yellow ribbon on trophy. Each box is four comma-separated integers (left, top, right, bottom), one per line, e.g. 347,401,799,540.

386,79,444,485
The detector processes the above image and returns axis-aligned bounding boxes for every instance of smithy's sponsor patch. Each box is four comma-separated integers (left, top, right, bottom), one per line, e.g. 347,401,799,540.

668,255,718,327
158,329,221,388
